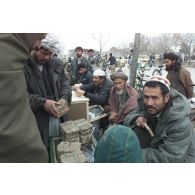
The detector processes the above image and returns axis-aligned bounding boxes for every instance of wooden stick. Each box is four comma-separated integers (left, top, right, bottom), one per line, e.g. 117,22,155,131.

144,123,155,137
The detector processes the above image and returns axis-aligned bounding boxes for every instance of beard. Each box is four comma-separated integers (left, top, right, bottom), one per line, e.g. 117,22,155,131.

165,64,174,71
116,89,125,95
165,66,171,71
76,54,82,58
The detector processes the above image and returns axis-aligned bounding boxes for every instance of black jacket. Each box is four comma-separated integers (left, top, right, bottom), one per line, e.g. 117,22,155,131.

81,79,112,106
78,70,93,85
24,58,72,147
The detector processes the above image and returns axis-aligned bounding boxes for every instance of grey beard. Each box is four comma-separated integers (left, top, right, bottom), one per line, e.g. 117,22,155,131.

116,89,125,95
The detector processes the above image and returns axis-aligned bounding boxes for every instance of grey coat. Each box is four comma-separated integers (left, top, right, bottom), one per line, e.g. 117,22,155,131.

124,89,195,163
24,58,72,148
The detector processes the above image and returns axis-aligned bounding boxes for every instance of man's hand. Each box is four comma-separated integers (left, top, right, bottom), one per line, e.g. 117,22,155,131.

135,116,146,128
74,83,82,88
109,112,118,121
58,99,66,104
43,99,59,118
75,88,85,97
56,99,69,117
72,83,82,92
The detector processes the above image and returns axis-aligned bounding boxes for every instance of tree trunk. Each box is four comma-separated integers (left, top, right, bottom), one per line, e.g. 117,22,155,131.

130,33,141,87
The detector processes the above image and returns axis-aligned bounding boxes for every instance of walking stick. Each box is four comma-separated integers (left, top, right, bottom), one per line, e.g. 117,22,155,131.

143,123,154,137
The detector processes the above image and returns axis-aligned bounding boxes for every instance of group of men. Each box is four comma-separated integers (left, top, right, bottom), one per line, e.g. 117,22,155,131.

67,47,101,86
0,33,195,163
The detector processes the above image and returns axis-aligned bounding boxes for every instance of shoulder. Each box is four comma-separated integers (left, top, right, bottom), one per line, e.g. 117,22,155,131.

86,70,93,77
48,58,64,73
180,67,191,76
126,85,138,96
105,79,113,86
83,57,89,61
24,58,34,72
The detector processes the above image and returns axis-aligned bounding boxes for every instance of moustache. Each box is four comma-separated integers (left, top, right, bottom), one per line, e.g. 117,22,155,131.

146,106,156,110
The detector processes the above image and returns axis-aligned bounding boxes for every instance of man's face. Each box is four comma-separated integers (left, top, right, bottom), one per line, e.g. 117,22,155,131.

143,86,170,115
93,76,104,86
113,78,126,93
79,67,87,74
88,51,94,57
75,49,83,58
164,58,175,71
34,49,53,64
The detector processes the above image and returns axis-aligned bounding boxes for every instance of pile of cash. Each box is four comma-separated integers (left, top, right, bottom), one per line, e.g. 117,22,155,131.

57,141,88,163
55,101,69,118
78,122,93,144
60,121,80,142
60,152,88,163
60,119,93,144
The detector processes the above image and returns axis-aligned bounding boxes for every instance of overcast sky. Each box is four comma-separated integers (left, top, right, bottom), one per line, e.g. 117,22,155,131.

53,32,135,54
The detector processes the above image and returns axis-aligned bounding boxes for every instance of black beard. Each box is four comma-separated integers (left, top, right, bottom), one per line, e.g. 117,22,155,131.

166,65,173,71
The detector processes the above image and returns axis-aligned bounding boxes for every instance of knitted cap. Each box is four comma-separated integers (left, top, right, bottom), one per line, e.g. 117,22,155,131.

149,76,170,91
94,125,143,163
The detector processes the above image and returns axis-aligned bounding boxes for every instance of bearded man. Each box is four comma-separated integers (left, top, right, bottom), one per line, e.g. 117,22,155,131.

104,71,138,125
164,52,194,99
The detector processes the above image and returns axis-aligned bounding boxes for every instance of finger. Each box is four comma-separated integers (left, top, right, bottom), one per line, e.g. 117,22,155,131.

50,108,59,118
52,107,59,115
54,102,61,106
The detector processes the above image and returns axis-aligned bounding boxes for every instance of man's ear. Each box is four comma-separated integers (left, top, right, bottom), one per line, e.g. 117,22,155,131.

164,92,171,103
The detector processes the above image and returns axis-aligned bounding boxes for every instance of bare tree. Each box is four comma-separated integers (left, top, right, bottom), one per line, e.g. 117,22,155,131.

140,35,153,56
119,42,130,58
179,33,195,63
157,33,181,53
92,33,110,56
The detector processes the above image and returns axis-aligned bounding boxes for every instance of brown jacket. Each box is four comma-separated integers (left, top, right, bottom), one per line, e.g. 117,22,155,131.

167,67,194,98
104,85,138,123
179,68,194,98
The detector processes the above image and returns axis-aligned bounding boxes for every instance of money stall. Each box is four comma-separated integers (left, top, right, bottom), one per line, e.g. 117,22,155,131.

49,91,108,163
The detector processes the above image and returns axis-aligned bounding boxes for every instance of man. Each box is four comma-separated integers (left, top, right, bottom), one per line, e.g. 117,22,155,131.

70,46,90,85
108,53,117,74
24,34,72,149
124,76,195,163
164,52,194,99
117,57,126,71
94,125,143,163
104,71,138,125
78,63,93,85
74,69,112,106
149,54,155,67
0,33,48,162
87,49,98,72
74,69,112,139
